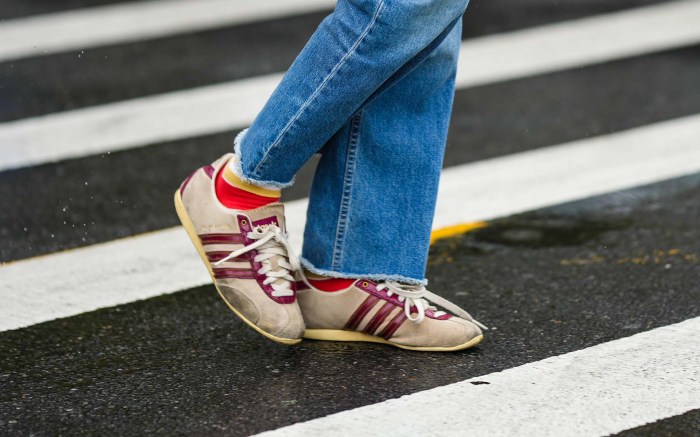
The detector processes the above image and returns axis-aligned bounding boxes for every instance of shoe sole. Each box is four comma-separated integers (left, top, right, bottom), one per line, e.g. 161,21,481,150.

174,190,301,346
303,329,484,352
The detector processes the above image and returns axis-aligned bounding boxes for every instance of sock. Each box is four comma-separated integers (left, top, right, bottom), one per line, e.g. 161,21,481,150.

306,271,355,292
215,159,280,210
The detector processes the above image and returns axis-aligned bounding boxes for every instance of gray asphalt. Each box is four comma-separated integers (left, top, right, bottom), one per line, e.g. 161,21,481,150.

1,174,699,435
0,0,698,435
2,44,699,262
616,409,700,437
0,0,672,121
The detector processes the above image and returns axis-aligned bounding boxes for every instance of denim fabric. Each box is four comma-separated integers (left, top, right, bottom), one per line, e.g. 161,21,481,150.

235,0,467,284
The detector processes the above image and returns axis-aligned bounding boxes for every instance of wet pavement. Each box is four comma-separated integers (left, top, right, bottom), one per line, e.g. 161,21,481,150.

0,0,673,121
1,174,698,435
2,43,700,262
616,409,700,437
1,0,699,434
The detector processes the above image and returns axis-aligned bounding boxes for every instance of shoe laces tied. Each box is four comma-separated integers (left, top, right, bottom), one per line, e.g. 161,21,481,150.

377,281,488,330
214,225,299,297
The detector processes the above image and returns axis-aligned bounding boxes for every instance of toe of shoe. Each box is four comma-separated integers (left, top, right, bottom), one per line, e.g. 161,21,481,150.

444,317,483,347
260,303,305,340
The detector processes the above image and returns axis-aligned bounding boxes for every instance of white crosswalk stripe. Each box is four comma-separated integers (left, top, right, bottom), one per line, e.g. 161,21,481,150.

1,0,700,172
0,0,334,63
454,0,700,88
257,317,700,436
1,0,699,434
2,113,699,332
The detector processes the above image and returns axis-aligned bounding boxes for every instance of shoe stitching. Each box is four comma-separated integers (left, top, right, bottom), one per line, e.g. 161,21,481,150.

331,110,362,269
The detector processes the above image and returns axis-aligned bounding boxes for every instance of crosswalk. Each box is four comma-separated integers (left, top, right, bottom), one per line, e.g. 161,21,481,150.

0,0,334,62
3,0,700,172
4,114,700,332
1,0,699,435
259,317,700,436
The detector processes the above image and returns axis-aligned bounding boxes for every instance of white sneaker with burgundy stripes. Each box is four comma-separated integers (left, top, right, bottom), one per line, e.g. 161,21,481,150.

174,154,304,345
296,276,485,352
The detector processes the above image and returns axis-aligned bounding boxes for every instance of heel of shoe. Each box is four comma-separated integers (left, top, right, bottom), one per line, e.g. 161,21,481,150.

173,190,213,276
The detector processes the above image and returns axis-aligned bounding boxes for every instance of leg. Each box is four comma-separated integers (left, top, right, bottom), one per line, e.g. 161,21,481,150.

176,0,482,349
297,19,486,350
302,18,463,285
234,0,469,187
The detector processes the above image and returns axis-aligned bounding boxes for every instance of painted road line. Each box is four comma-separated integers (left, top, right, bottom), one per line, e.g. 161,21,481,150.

2,114,700,332
453,0,700,88
2,0,700,172
429,222,487,243
0,0,334,63
0,73,279,172
433,113,700,230
256,317,700,436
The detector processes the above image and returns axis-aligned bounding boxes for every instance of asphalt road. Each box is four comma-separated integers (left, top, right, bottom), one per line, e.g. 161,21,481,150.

0,0,698,435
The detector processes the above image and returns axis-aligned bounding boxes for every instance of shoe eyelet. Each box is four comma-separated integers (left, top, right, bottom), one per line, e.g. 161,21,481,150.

241,219,248,226
361,281,369,288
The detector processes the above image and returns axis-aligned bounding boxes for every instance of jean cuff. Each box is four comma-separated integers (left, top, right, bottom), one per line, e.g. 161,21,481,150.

300,257,428,286
233,128,296,189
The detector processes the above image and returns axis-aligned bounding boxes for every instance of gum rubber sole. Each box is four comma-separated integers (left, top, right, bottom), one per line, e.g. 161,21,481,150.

174,190,301,346
304,329,484,352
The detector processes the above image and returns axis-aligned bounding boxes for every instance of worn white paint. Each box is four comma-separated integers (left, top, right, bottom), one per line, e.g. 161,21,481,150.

0,0,335,62
2,115,699,332
0,74,279,171
256,317,700,436
454,0,700,88
2,0,700,171
433,114,700,230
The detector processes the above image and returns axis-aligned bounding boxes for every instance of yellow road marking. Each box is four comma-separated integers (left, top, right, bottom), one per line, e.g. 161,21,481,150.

430,221,487,244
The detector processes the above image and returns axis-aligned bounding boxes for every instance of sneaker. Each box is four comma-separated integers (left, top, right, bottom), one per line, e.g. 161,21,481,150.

174,154,304,345
297,276,486,351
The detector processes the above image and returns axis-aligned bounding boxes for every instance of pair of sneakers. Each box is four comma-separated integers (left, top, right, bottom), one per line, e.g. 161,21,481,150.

175,155,486,351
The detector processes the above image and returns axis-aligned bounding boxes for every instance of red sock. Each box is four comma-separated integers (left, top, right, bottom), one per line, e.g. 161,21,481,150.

307,277,356,292
215,161,280,210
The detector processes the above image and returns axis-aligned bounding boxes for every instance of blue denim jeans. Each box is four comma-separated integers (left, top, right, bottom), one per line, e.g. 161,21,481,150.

234,0,468,285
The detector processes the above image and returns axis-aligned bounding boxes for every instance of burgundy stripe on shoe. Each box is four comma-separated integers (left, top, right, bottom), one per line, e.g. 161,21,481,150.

363,302,395,335
212,268,256,279
378,310,408,340
180,171,195,194
199,233,245,244
344,295,380,331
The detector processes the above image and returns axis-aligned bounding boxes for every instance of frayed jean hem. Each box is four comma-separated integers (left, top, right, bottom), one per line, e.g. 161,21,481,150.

300,257,428,286
233,129,296,189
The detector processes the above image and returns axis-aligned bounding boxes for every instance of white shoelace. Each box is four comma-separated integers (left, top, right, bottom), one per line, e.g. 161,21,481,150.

376,281,488,330
214,225,299,297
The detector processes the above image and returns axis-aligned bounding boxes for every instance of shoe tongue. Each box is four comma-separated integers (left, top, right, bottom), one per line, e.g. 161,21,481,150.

243,203,292,289
245,203,286,232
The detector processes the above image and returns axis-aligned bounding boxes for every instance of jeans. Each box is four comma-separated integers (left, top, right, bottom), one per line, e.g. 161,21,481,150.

234,0,468,285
